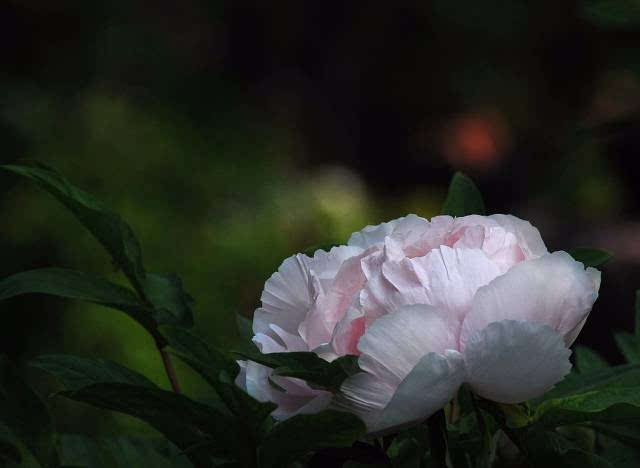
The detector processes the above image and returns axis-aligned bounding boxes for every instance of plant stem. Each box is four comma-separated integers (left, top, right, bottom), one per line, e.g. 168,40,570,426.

160,348,182,393
427,408,448,468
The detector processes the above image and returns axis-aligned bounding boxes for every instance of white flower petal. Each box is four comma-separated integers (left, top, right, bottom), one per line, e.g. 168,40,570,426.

254,254,314,337
464,320,572,403
408,246,502,322
488,214,548,259
357,305,458,382
339,350,465,434
374,350,465,433
460,251,600,348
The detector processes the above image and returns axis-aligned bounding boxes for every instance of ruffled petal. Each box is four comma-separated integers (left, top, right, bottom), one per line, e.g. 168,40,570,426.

464,320,571,403
408,246,502,322
254,254,314,338
460,251,600,348
488,214,548,259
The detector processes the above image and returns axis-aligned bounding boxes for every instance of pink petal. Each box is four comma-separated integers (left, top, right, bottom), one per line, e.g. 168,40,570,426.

464,320,572,403
459,251,601,349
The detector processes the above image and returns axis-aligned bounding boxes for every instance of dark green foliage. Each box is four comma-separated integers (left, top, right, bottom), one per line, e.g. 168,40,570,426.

258,410,367,468
0,268,157,336
0,356,58,468
574,346,609,373
235,347,360,391
30,354,157,391
568,247,613,268
1,163,147,297
441,172,486,217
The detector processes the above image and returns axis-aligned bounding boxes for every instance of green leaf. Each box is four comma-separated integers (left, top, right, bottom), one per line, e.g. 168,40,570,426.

161,326,239,380
575,346,609,373
58,434,193,468
0,268,159,336
59,383,246,466
142,273,194,328
523,429,613,467
258,410,366,468
235,314,253,342
234,348,359,391
30,354,157,391
441,172,486,217
0,356,59,468
533,363,640,404
534,388,640,428
568,247,613,267
1,163,147,296
615,333,640,364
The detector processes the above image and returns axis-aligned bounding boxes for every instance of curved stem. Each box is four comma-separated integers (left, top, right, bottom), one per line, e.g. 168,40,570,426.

160,348,182,393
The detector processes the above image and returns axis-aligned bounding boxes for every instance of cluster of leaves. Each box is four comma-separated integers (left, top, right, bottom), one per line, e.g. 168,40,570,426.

0,165,635,468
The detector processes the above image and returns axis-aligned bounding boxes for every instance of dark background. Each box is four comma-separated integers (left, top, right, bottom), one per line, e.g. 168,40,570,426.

2,0,640,434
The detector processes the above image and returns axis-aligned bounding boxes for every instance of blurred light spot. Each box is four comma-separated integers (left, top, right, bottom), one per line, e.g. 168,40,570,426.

441,111,511,171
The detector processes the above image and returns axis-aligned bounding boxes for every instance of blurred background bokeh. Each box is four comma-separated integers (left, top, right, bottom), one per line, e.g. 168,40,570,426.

2,0,640,435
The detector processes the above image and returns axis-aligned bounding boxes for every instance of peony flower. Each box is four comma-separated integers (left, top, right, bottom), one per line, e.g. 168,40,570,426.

235,214,600,432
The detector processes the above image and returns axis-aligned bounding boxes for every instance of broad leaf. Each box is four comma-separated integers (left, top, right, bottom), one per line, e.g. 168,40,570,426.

0,356,58,468
58,434,193,468
258,410,366,468
534,388,640,428
161,326,239,380
54,381,246,466
1,163,147,297
234,348,359,391
142,273,194,328
0,268,158,336
441,172,486,217
30,354,156,391
235,314,253,342
568,247,613,268
533,363,640,404
574,346,609,373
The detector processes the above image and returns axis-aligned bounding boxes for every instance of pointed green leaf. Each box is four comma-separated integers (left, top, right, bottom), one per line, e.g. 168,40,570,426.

574,346,609,373
1,163,147,296
58,434,193,468
142,273,194,328
235,314,253,342
568,247,613,268
161,326,239,380
59,383,243,465
533,363,640,404
441,172,486,217
615,333,640,364
30,354,156,391
0,268,159,337
0,356,59,468
258,410,366,468
535,388,640,428
234,348,359,391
